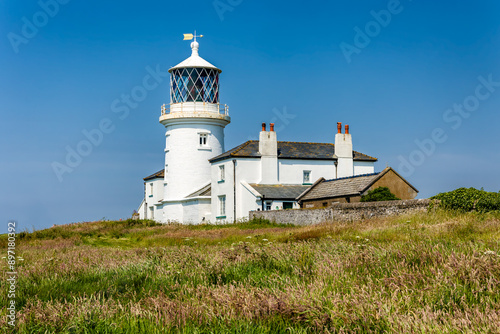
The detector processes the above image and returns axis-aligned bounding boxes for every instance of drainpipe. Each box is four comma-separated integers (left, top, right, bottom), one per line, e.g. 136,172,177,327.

143,182,146,218
232,159,236,223
334,161,338,179
261,195,265,211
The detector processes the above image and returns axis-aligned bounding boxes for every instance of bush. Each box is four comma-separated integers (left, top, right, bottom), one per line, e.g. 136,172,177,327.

431,187,500,212
360,187,400,202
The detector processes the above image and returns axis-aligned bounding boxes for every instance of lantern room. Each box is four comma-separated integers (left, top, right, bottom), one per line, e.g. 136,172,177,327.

162,40,227,116
170,66,219,103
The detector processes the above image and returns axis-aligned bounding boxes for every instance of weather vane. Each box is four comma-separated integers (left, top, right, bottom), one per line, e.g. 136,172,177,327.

183,31,204,42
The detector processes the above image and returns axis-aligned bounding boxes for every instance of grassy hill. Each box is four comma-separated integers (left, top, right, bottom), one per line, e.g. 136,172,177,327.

1,211,499,333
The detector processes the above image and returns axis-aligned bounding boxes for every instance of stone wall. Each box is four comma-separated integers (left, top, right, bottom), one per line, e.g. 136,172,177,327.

249,199,434,226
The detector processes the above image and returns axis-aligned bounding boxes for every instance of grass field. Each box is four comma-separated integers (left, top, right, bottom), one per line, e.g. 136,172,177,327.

1,210,499,333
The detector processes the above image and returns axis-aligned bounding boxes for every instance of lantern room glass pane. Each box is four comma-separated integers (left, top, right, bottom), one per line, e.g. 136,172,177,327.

170,68,219,104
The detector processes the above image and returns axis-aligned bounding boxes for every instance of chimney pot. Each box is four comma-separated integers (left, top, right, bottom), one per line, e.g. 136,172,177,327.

337,122,342,134
345,124,349,134
270,123,275,132
262,122,266,131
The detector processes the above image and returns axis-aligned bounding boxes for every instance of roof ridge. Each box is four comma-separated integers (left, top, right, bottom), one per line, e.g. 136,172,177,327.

249,183,311,187
323,172,380,182
277,140,334,146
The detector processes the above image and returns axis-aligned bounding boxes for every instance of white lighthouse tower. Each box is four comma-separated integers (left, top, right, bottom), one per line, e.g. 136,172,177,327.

158,34,230,222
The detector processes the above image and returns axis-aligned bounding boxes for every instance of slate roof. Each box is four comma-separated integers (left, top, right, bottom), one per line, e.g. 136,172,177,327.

144,169,164,181
249,184,310,200
186,183,211,198
298,173,380,201
297,167,418,201
209,141,377,163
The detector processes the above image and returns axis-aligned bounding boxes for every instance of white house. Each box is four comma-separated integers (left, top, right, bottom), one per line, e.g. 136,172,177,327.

138,38,377,223
208,122,377,222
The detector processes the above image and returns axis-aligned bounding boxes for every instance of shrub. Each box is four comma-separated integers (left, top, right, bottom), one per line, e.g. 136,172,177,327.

360,187,400,202
431,187,500,212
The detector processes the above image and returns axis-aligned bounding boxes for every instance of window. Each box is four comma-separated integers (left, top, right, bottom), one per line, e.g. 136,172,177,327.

265,201,272,211
283,202,294,210
199,133,208,146
165,164,168,175
149,206,154,219
219,165,225,182
170,68,220,103
218,195,226,217
303,170,311,184
149,183,153,197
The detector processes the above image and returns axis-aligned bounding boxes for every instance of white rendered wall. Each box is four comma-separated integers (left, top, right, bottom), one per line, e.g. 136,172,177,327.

235,159,262,220
211,158,262,222
138,200,145,219
160,201,183,223
278,159,336,183
354,161,375,175
211,160,234,222
182,198,211,224
139,177,164,220
162,119,226,224
261,156,278,184
240,181,262,217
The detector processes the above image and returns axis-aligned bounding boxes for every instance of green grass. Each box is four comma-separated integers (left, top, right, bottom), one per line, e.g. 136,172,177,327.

1,211,500,333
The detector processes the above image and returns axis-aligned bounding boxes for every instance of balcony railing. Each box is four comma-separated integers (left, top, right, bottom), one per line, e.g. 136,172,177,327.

161,102,229,116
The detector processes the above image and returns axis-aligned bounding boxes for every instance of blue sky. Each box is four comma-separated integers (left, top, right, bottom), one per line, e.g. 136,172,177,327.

1,0,499,231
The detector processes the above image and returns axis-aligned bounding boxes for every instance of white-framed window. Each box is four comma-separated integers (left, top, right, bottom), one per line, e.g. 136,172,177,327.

149,183,154,197
303,170,311,184
265,201,272,211
218,195,226,217
199,133,208,146
219,165,225,182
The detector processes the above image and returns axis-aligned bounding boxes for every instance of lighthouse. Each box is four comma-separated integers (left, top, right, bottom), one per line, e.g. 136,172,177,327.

159,34,230,222
138,34,384,224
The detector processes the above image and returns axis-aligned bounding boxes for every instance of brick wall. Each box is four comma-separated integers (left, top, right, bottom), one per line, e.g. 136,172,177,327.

249,199,434,225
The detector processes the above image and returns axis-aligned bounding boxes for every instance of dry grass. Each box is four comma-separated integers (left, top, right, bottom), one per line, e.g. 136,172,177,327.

1,210,499,333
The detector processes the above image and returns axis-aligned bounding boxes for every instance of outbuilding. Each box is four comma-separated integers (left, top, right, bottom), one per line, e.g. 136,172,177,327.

297,167,418,208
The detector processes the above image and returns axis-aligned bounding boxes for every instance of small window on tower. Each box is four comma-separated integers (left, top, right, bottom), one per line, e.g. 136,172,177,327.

149,183,153,197
199,133,208,146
